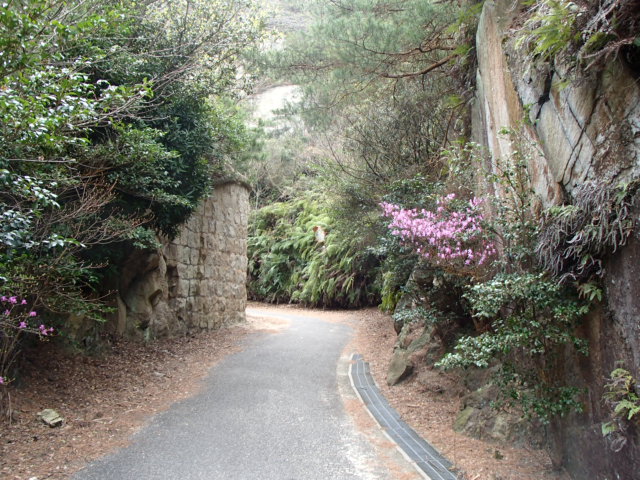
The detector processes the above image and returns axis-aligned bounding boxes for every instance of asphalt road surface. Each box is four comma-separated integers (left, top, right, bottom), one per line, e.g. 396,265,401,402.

74,310,420,480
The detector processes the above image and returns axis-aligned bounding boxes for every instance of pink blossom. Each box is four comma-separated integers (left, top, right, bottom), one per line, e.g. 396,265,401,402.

21,299,27,305
18,321,27,329
3,310,9,316
8,296,17,304
1,296,6,302
38,325,53,336
29,311,37,317
0,377,4,385
380,195,496,270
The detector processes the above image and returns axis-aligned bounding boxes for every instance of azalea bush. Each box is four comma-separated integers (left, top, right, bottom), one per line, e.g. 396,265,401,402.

0,295,53,390
380,193,496,274
378,142,592,420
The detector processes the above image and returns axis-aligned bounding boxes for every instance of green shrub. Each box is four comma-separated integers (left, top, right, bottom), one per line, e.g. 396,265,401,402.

294,231,381,307
604,368,640,423
248,194,382,307
517,0,640,70
437,272,588,420
602,367,640,451
0,0,265,349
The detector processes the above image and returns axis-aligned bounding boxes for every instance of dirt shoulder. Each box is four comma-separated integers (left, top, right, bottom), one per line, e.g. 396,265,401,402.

248,302,568,480
1,303,566,480
0,325,250,480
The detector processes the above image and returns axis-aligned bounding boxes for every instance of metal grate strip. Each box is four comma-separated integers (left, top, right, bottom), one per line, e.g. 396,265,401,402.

349,354,458,480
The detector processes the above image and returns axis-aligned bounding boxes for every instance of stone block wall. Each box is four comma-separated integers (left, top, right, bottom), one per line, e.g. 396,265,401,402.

115,181,250,338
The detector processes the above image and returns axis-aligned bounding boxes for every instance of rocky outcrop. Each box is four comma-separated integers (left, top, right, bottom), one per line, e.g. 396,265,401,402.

473,1,640,477
387,322,445,386
387,266,465,386
454,382,543,448
473,0,640,206
114,181,250,339
472,0,563,208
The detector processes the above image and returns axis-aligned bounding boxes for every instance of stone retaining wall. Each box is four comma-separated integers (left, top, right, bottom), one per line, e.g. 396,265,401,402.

115,181,250,338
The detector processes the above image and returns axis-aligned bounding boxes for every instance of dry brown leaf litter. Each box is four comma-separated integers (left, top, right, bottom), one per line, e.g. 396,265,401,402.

248,303,570,480
1,303,569,480
1,326,247,480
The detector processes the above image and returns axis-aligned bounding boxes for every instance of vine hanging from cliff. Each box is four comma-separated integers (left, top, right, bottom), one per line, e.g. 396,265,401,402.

517,0,640,71
536,180,638,283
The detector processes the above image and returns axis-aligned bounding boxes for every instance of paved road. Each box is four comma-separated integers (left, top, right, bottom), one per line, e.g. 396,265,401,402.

75,310,419,480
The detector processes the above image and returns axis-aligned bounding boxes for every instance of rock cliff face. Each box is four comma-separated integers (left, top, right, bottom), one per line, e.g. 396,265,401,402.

115,181,250,339
473,1,640,477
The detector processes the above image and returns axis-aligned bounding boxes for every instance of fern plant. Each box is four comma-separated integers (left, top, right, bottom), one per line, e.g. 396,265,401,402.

602,367,640,452
517,0,582,61
604,368,640,423
294,232,380,308
247,193,381,307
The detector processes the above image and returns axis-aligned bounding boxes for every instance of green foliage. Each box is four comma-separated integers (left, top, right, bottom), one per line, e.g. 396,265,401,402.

488,130,542,272
602,367,640,451
0,0,265,336
124,227,163,251
392,306,441,328
491,362,584,421
241,110,318,208
517,0,640,70
249,0,481,314
257,0,600,425
248,194,382,307
276,0,468,99
437,272,588,420
294,231,380,307
255,0,478,215
517,0,581,61
440,273,588,365
537,180,638,283
576,281,603,303
604,368,640,422
424,132,591,421
379,271,404,313
248,197,324,303
382,175,445,210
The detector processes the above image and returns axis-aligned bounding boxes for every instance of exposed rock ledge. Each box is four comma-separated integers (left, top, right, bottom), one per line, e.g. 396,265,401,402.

472,1,640,478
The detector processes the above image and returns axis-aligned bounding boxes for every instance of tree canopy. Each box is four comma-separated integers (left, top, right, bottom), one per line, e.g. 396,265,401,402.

0,0,265,318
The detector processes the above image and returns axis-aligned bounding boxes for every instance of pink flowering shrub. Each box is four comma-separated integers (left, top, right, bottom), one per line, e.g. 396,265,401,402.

0,295,54,387
380,193,496,272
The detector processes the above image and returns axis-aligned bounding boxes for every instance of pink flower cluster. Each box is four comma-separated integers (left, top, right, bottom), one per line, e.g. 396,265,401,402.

1,295,55,387
1,295,54,336
380,194,497,267
39,324,54,335
1,296,25,305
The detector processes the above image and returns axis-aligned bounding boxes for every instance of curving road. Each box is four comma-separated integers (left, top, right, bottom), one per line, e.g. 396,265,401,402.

74,310,422,480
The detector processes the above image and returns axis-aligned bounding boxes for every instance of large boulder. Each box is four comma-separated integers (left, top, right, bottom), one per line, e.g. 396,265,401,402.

387,321,446,386
387,350,413,386
453,383,544,448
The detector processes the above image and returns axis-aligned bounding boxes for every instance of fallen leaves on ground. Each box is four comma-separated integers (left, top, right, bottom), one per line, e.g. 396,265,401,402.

0,326,247,480
1,303,570,480
248,302,570,480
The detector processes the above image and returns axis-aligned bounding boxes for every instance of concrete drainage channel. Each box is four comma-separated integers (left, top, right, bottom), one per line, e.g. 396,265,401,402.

349,354,458,480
